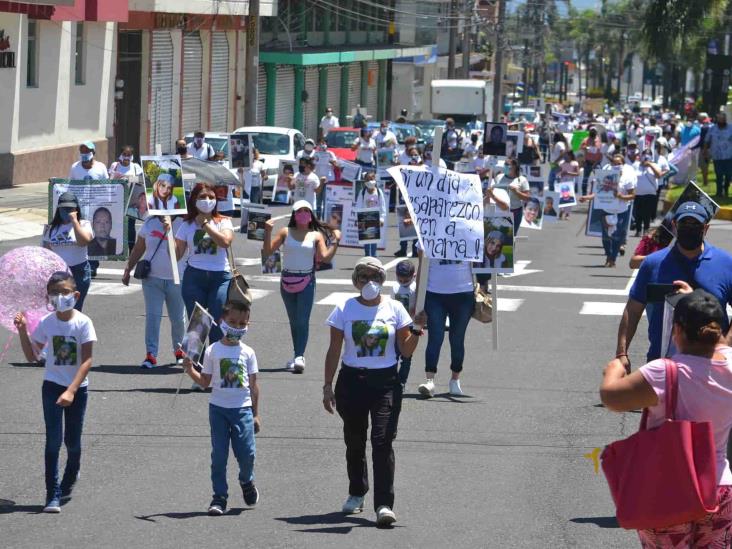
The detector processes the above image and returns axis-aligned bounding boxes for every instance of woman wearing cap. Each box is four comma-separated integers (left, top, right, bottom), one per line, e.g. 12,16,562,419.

323,257,426,526
600,289,732,547
263,200,341,373
42,192,94,311
151,173,179,212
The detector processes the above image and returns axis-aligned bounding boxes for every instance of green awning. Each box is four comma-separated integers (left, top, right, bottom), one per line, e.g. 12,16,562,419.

260,45,435,66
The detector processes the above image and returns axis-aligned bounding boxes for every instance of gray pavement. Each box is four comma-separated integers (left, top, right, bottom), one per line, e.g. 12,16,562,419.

2,194,732,548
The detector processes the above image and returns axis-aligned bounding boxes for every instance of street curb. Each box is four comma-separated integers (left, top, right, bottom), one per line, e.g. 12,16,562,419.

662,200,732,221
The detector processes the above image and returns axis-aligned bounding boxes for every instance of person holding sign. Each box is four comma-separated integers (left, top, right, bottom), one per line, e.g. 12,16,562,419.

175,183,235,347
109,145,144,251
322,257,426,526
288,157,320,211
352,128,377,170
263,201,341,373
493,158,531,235
355,172,386,257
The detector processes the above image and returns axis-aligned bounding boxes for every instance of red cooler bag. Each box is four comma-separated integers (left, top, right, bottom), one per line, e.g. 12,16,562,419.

601,359,718,530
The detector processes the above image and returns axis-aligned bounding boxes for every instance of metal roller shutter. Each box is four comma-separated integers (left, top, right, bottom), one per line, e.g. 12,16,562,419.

181,31,203,135
209,33,229,132
274,65,294,128
303,67,319,139
347,62,361,115
257,65,266,125
366,61,378,119
326,64,341,119
150,30,173,154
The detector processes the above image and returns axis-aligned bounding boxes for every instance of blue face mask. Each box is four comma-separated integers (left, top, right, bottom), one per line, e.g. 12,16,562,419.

503,165,511,176
59,208,73,222
80,152,94,162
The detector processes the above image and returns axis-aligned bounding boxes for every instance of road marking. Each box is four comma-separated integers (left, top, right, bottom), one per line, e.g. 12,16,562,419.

235,257,262,267
88,282,140,295
624,268,639,293
579,302,627,316
382,257,406,271
249,289,272,300
316,292,524,312
495,298,524,312
497,260,542,279
96,268,126,276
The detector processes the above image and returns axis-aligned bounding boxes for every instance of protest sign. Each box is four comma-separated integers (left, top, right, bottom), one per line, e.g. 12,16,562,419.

521,197,544,230
662,181,719,231
272,160,296,205
387,165,483,262
261,250,282,274
355,208,381,244
571,130,589,152
242,206,271,241
49,179,128,260
142,155,187,216
324,183,389,249
483,123,508,156
181,303,215,367
586,202,633,238
229,133,252,169
506,131,524,159
528,178,545,197
590,169,620,211
556,178,577,207
126,178,148,221
543,192,559,222
339,160,362,183
396,204,418,241
473,207,514,274
669,136,700,183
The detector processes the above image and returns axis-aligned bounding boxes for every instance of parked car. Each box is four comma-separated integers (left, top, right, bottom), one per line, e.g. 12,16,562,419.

324,127,360,161
410,119,444,145
230,126,305,200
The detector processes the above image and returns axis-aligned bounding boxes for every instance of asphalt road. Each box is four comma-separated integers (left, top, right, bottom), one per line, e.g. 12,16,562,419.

2,203,732,548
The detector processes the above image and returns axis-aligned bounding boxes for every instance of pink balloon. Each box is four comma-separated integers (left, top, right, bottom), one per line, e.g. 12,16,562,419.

0,246,69,334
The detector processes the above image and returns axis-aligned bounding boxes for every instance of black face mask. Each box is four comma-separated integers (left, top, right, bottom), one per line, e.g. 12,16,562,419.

298,166,305,174
176,146,187,155
676,224,705,250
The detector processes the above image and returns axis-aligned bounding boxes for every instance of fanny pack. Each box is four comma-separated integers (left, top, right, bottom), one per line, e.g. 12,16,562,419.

281,271,313,293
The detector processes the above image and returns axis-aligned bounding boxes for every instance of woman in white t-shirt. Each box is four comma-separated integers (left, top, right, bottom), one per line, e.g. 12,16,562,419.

246,148,268,205
632,152,664,237
323,257,425,526
288,156,321,211
123,215,186,369
351,128,376,169
42,191,94,311
493,158,531,234
547,132,567,191
109,145,144,251
175,182,234,345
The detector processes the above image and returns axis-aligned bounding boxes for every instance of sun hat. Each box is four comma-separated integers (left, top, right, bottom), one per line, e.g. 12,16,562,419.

352,256,386,286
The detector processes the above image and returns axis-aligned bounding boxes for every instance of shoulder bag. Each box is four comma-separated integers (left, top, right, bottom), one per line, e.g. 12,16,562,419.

472,283,493,324
226,245,252,306
133,229,167,280
601,359,718,530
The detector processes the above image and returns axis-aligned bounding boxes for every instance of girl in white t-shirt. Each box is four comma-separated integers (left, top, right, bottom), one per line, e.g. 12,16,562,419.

124,215,186,369
42,191,94,311
175,183,235,347
14,271,97,513
288,157,321,211
323,257,425,525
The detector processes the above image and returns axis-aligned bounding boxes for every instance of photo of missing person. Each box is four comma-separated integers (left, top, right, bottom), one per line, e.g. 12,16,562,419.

142,155,187,216
273,160,297,205
88,206,118,256
229,133,252,169
505,131,524,159
473,214,514,274
127,182,149,221
261,250,282,274
521,196,544,230
245,208,271,241
219,359,244,388
181,303,214,366
483,123,508,157
325,202,344,230
52,336,78,366
352,320,388,358
193,230,217,255
356,208,381,243
528,179,544,197
397,205,417,241
558,181,577,207
543,192,559,222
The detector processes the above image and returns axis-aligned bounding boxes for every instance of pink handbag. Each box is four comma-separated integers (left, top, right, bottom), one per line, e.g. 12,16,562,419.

601,359,719,530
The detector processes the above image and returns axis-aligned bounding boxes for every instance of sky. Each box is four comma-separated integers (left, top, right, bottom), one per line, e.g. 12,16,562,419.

508,0,600,15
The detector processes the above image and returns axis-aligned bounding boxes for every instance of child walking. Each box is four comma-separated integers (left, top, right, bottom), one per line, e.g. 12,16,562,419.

355,171,387,257
182,300,260,515
392,260,417,388
14,271,97,513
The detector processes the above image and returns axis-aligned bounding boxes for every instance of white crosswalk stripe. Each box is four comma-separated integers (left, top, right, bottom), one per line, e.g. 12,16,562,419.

579,302,628,316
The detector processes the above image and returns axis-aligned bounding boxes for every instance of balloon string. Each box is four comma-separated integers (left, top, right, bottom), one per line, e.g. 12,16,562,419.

0,335,13,365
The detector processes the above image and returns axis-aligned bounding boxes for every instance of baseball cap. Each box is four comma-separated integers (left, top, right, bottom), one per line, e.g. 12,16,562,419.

395,260,415,278
81,140,96,150
674,201,708,224
673,289,725,337
57,191,79,208
292,200,313,212
305,138,315,145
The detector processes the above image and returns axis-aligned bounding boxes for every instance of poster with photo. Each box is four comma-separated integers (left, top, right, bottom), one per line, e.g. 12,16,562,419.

397,204,418,241
528,178,545,197
543,191,560,223
473,207,514,274
483,123,508,156
229,133,252,169
324,183,389,249
356,208,381,244
141,155,187,216
339,160,362,183
325,201,344,231
242,206,271,241
272,159,296,205
556,179,577,208
520,196,544,230
181,302,215,367
586,202,633,237
662,181,720,231
591,169,621,211
261,250,282,274
506,131,524,159
454,160,474,173
126,178,148,221
522,165,544,179
49,178,129,260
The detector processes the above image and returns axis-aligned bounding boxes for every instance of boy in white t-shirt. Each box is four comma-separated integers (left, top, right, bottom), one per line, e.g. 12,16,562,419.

392,260,417,388
183,300,260,516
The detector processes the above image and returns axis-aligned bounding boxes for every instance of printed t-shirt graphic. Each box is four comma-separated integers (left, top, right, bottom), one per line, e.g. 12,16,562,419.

193,230,217,255
220,358,245,388
52,336,78,366
352,320,389,358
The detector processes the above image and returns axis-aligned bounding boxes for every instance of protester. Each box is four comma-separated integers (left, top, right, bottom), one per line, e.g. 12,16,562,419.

175,138,192,159
494,158,530,234
314,137,339,218
14,271,97,513
175,182,234,347
182,300,260,516
548,132,568,191
374,121,398,151
355,172,386,257
393,152,421,258
518,132,540,166
248,148,268,205
187,131,215,161
123,214,186,368
296,138,317,161
629,218,674,269
322,257,425,526
392,260,417,388
42,192,94,311
288,156,320,211
319,106,339,138
616,201,732,365
442,118,462,162
704,112,732,198
580,127,603,195
397,137,418,165
463,133,481,160
352,128,377,169
109,145,144,251
632,152,664,237
263,201,341,373
600,289,732,547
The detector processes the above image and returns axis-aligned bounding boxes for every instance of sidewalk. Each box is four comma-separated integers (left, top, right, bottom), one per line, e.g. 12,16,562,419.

0,182,50,242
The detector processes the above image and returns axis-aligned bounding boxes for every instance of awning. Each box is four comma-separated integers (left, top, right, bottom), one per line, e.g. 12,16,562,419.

260,44,436,66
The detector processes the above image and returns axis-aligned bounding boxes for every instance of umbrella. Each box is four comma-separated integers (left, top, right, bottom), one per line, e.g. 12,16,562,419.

181,157,239,187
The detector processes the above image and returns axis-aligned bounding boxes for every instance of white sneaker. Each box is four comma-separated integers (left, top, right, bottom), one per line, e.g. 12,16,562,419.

285,359,295,371
376,505,397,526
418,379,435,398
293,356,305,374
449,378,464,396
342,495,364,514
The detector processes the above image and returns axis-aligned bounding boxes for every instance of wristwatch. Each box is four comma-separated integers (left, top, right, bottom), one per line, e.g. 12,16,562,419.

409,325,423,337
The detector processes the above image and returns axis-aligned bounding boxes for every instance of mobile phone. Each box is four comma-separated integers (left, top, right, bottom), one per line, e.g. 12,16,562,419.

646,283,677,303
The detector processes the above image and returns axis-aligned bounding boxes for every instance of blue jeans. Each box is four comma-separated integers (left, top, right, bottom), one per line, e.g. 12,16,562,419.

363,243,377,257
70,261,91,311
250,186,262,205
601,208,630,263
424,290,474,373
547,166,559,191
209,404,255,499
182,266,232,343
42,380,88,499
142,276,186,357
127,217,137,252
280,277,316,357
713,158,732,195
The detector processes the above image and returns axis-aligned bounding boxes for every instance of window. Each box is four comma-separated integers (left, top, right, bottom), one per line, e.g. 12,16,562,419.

74,22,85,85
26,19,38,87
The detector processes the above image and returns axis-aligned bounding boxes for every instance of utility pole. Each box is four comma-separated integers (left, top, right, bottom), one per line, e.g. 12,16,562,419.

244,0,260,125
491,0,505,120
461,0,471,78
448,0,457,78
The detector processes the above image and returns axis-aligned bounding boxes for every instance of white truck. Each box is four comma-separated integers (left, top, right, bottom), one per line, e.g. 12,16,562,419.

430,79,494,123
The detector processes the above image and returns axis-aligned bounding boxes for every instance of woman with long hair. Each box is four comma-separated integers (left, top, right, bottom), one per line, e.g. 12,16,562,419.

263,200,341,373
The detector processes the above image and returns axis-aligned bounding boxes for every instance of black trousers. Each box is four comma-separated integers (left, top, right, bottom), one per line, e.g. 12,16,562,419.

633,194,657,234
335,364,401,511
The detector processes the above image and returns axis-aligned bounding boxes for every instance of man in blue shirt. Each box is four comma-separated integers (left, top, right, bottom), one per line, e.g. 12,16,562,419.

615,201,732,368
679,116,700,146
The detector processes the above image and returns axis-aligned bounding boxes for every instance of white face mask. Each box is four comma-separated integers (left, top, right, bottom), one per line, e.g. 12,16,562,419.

219,320,248,342
365,180,376,190
361,281,381,300
51,293,76,312
305,144,314,152
196,198,216,213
